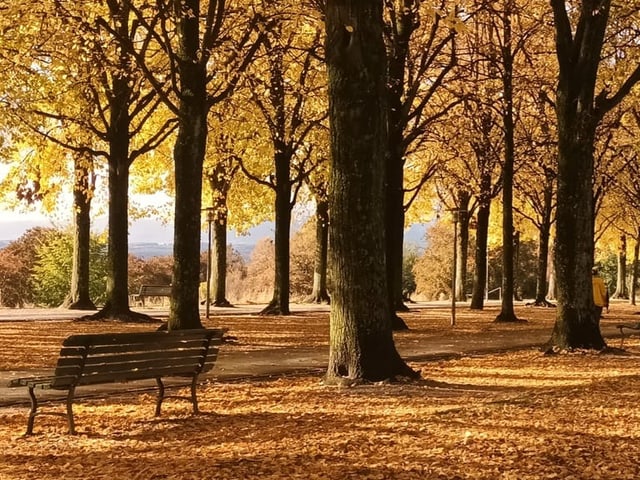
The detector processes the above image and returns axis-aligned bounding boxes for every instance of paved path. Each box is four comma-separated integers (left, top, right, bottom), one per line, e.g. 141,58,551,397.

0,303,625,408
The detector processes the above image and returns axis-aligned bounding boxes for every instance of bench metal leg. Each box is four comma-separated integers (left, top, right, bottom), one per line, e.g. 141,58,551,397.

66,387,76,435
190,376,199,414
26,387,38,435
155,377,165,416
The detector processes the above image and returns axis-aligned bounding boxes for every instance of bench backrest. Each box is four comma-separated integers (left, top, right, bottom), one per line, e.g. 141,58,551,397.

51,329,224,389
139,285,172,296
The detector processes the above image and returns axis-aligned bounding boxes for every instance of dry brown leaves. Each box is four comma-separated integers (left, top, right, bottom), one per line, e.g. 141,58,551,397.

1,304,640,479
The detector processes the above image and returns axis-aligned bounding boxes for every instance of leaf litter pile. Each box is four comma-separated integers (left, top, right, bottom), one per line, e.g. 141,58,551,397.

1,305,640,479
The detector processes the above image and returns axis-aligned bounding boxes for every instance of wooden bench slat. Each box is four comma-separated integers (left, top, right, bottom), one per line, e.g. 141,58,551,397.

79,356,208,376
83,349,213,366
85,340,217,356
139,285,172,296
62,329,223,347
74,365,206,386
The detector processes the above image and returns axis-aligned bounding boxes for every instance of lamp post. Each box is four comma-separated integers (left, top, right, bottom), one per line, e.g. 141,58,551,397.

202,207,215,320
450,208,466,327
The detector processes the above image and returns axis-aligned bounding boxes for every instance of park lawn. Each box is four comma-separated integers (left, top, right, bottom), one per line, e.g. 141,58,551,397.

1,304,640,479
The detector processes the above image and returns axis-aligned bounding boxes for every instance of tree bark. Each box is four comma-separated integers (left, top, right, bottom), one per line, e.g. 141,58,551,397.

259,39,292,316
495,0,518,323
168,0,207,330
81,1,153,323
212,218,232,306
207,162,236,308
470,201,490,310
64,152,96,310
546,0,615,350
455,193,471,302
385,4,413,316
308,199,330,304
325,0,416,383
532,171,554,306
631,232,639,306
612,234,627,299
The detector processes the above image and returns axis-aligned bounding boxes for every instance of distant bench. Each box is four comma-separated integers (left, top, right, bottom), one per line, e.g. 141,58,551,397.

617,323,640,347
134,284,172,307
8,329,225,435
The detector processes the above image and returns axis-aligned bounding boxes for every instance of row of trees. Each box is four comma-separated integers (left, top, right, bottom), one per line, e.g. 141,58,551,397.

1,1,640,380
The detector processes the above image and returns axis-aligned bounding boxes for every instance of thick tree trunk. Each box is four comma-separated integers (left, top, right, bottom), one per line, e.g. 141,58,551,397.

82,2,153,323
308,199,330,304
168,0,207,330
207,162,236,307
170,116,207,329
384,2,418,328
325,0,416,383
261,149,292,315
260,41,292,316
455,194,471,302
631,233,639,306
533,222,552,305
470,201,490,310
495,0,518,323
532,173,554,306
612,234,627,299
546,0,612,350
65,152,96,310
547,241,556,301
212,217,232,306
549,121,603,349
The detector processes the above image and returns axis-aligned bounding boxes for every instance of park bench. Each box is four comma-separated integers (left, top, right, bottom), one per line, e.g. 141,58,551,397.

616,322,640,347
8,328,225,435
135,284,172,307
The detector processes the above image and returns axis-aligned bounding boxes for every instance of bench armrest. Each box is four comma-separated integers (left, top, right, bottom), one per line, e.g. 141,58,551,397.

8,376,57,389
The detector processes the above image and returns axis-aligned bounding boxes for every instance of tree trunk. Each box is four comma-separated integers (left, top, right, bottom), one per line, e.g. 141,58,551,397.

260,41,292,316
546,0,613,350
631,232,639,306
212,217,231,306
470,201,490,309
550,127,603,349
532,172,554,306
81,1,153,323
495,0,518,323
308,199,330,304
612,234,627,299
386,22,410,315
168,0,207,330
455,193,471,302
261,149,292,315
207,163,234,308
325,0,416,383
64,152,96,310
547,241,556,301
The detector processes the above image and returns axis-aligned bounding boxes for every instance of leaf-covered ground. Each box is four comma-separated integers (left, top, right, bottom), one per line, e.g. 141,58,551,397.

1,304,640,479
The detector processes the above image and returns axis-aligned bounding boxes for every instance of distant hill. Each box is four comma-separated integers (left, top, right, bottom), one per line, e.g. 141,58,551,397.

0,239,256,260
129,242,256,260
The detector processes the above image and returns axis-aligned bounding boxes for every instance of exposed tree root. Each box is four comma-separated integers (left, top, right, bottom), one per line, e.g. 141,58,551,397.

78,307,160,323
64,300,97,310
213,299,234,308
392,314,409,331
525,299,556,307
323,362,420,386
305,293,331,304
494,312,527,323
259,301,290,316
395,302,410,312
